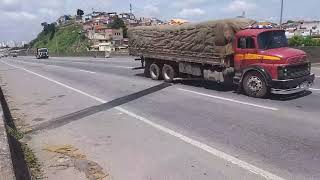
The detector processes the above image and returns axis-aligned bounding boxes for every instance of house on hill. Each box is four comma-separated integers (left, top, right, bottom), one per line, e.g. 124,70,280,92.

57,15,72,26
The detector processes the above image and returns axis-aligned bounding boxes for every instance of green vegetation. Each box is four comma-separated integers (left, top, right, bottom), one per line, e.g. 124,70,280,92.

108,17,128,38
7,125,43,179
6,125,24,140
21,143,43,179
30,23,91,53
289,36,320,46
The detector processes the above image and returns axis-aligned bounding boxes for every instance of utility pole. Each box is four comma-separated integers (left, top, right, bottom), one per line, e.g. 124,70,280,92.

280,0,284,29
55,32,58,56
130,3,132,14
78,31,82,51
242,11,246,18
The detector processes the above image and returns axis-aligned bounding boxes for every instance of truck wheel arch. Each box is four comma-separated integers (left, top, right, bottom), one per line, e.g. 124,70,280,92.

240,66,272,87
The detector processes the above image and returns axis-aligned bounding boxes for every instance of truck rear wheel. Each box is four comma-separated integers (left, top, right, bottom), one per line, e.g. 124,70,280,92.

243,71,268,98
150,63,162,80
162,64,176,83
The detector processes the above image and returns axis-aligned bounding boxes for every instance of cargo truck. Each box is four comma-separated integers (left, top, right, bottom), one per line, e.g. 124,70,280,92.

36,48,49,59
128,18,315,98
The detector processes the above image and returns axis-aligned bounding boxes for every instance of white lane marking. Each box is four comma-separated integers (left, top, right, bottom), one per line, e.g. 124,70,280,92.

78,69,96,74
310,88,320,91
47,65,59,68
108,65,134,69
1,61,106,103
42,59,134,69
11,59,97,75
178,88,279,111
17,58,135,69
1,61,284,180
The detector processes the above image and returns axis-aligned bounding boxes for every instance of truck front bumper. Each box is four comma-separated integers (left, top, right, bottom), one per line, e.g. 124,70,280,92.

271,74,315,95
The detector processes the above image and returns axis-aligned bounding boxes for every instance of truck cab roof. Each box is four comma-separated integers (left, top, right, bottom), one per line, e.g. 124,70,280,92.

236,28,284,37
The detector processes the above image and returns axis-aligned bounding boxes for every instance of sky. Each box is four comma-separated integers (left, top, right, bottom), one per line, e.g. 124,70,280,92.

0,0,319,42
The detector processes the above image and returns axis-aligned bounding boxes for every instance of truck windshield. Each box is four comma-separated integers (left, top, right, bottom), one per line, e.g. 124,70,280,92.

258,31,288,50
39,49,48,53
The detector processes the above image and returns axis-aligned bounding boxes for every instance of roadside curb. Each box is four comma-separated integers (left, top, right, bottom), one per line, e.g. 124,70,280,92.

0,86,31,180
0,113,15,180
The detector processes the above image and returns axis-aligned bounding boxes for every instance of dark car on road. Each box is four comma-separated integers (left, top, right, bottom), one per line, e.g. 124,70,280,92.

9,52,18,57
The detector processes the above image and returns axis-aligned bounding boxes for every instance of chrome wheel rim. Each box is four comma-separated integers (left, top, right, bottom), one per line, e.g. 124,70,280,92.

247,76,263,92
164,68,171,80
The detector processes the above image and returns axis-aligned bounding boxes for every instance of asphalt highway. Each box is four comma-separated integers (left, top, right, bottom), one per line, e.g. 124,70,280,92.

1,56,320,180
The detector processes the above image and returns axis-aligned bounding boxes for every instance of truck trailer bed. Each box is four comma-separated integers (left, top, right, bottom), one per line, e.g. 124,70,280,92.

128,18,256,65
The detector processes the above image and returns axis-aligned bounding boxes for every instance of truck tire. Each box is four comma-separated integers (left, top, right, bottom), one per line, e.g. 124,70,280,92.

162,64,176,83
243,71,268,98
150,63,162,80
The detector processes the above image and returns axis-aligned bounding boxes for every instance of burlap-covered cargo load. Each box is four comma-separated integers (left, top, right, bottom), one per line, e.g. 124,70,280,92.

128,18,256,65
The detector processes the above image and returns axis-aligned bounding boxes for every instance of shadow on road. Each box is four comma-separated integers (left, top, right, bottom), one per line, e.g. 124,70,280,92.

29,83,172,134
269,90,313,101
176,80,236,92
134,73,313,101
132,67,144,70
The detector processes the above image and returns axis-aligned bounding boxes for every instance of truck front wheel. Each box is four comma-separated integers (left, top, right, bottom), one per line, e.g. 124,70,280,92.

243,71,268,98
162,64,176,83
150,63,162,80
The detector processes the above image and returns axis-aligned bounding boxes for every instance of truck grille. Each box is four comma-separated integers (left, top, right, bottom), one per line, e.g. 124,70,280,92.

285,63,310,79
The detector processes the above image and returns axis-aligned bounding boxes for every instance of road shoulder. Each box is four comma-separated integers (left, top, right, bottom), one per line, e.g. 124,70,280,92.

0,111,15,180
0,59,269,179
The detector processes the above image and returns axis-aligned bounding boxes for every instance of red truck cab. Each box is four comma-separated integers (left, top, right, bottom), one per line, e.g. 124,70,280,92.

233,28,315,97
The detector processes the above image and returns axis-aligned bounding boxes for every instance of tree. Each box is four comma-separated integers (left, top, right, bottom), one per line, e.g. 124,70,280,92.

77,9,84,17
64,15,71,20
286,20,295,24
288,35,320,47
40,22,56,38
41,22,48,28
110,17,125,29
109,17,128,38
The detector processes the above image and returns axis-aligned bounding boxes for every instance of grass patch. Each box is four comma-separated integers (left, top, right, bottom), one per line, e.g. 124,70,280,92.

7,125,43,179
6,125,24,140
21,143,43,179
32,24,91,53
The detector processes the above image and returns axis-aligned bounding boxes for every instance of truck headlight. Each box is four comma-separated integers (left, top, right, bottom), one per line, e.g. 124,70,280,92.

278,66,287,80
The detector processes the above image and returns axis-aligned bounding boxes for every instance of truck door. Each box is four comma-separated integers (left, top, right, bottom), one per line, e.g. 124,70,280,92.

234,36,259,71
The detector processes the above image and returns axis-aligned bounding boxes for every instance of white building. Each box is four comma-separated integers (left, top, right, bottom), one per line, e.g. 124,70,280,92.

299,21,320,36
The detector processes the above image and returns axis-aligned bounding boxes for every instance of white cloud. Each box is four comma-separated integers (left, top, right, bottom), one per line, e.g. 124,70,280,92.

223,0,257,13
0,11,37,20
38,8,59,17
1,0,19,5
173,0,207,8
178,8,205,17
143,4,160,16
0,0,319,41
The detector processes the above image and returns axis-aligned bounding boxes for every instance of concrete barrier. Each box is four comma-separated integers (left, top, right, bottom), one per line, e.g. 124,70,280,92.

17,47,319,63
294,47,320,63
0,113,15,180
18,50,129,58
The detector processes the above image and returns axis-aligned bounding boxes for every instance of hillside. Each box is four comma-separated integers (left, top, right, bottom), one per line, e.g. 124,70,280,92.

30,24,91,53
